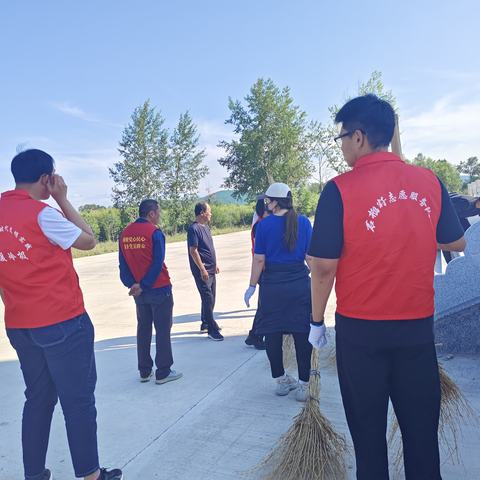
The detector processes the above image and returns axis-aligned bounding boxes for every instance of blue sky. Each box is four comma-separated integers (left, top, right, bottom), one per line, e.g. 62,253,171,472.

1,0,479,206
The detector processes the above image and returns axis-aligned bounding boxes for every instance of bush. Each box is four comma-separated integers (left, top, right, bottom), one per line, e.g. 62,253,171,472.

210,204,253,229
80,203,254,241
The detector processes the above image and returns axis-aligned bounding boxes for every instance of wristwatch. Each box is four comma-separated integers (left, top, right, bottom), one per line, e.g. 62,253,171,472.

310,315,324,326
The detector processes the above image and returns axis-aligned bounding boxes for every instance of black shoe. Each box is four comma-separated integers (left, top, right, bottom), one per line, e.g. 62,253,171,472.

139,371,153,382
99,467,123,479
208,330,224,341
40,469,52,480
201,322,222,332
245,334,265,350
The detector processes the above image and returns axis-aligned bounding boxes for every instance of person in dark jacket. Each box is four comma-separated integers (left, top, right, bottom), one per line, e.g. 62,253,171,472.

244,198,269,350
244,183,313,402
442,192,480,262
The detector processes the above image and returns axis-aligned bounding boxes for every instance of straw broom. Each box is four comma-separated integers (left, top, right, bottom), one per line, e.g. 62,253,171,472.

387,115,478,469
388,363,478,472
283,334,336,372
260,348,347,480
284,342,477,470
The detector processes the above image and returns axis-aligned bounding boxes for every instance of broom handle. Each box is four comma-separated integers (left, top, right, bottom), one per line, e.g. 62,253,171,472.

391,113,403,158
309,347,320,400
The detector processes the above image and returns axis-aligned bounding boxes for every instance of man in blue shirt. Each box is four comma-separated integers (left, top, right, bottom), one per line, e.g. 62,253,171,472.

187,202,223,341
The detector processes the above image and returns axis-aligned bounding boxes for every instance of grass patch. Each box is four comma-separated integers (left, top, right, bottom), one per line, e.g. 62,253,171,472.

72,225,249,259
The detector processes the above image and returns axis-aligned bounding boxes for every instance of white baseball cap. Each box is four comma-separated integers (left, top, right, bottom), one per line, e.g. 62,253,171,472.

264,182,291,199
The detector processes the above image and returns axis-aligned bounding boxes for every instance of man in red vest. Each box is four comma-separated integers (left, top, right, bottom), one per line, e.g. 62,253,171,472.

0,149,122,480
119,199,182,384
308,95,466,480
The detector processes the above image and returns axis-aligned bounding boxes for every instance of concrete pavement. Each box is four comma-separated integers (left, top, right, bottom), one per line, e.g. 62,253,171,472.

0,230,479,479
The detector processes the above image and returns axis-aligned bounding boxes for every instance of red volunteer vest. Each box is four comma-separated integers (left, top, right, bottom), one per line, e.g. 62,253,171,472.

120,221,171,288
333,152,442,320
0,190,85,328
251,216,264,254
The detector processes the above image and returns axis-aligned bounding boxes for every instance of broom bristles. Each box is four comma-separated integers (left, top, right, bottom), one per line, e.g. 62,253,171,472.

261,398,347,480
260,349,347,480
389,364,478,472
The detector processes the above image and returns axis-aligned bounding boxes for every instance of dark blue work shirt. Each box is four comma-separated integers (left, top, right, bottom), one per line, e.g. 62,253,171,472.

187,222,217,277
449,192,480,231
119,218,170,293
254,214,312,263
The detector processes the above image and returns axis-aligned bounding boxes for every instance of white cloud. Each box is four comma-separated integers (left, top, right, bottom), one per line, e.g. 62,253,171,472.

53,148,119,206
50,102,123,129
401,93,480,163
196,119,236,194
51,102,99,122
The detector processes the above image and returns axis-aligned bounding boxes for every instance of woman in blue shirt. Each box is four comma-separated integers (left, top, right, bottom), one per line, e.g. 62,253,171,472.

244,183,313,402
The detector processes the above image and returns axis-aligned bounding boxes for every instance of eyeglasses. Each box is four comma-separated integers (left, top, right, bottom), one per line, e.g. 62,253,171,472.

333,129,366,147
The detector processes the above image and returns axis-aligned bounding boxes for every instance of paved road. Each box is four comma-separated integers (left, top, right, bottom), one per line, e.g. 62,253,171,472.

1,230,478,479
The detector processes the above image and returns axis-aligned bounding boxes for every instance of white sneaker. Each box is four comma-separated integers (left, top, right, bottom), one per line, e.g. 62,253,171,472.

275,374,298,396
295,382,309,402
155,370,183,384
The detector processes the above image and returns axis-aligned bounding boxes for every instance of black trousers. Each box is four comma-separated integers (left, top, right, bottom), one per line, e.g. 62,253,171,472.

193,274,217,332
249,297,262,337
135,290,174,380
264,332,312,382
336,335,442,480
441,250,452,264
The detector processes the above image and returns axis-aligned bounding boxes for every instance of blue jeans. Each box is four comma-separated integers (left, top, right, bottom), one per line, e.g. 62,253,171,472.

7,313,100,479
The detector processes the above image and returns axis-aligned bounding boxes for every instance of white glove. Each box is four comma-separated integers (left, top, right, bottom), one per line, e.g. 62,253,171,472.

244,285,256,307
308,323,327,349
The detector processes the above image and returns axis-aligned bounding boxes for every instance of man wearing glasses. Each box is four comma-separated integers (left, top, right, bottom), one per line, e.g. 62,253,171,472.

307,95,465,479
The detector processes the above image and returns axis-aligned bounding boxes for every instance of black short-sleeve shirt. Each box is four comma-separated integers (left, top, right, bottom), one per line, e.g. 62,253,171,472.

307,177,465,346
187,222,217,277
308,177,464,259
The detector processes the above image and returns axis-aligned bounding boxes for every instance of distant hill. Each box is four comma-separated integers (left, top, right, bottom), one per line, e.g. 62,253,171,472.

199,190,248,205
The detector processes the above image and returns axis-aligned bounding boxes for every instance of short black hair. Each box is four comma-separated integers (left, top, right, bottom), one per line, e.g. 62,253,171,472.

255,198,266,217
139,199,159,218
194,202,209,216
11,149,55,183
335,94,395,148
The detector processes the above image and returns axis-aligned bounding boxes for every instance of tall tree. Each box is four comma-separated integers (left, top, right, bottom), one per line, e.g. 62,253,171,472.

411,153,463,191
218,78,314,199
165,111,208,233
457,156,480,183
109,100,169,208
317,71,397,176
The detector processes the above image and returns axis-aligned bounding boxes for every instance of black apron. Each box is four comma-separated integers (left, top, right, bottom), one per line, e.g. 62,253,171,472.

256,262,311,335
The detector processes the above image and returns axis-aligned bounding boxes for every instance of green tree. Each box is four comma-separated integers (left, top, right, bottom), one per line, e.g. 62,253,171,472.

318,71,397,175
109,100,169,208
295,184,318,216
165,112,208,233
218,78,314,199
411,154,463,191
95,208,122,242
457,156,480,183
